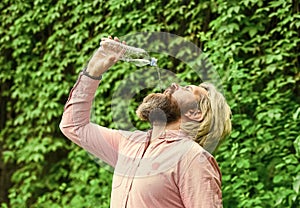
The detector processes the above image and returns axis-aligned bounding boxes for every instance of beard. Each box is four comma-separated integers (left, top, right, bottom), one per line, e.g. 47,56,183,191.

136,93,180,124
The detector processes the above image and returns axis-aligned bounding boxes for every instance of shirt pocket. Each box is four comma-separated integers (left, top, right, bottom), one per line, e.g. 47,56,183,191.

112,174,123,189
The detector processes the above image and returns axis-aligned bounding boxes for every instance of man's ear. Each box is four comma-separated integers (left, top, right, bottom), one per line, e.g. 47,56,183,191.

184,109,203,122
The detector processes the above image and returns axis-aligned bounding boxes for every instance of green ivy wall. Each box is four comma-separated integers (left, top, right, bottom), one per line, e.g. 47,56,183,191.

0,0,299,207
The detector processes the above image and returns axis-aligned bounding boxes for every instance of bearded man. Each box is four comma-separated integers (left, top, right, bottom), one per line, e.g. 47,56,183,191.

60,36,231,208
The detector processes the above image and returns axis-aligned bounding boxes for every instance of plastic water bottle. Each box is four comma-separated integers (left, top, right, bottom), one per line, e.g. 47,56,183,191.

99,39,157,67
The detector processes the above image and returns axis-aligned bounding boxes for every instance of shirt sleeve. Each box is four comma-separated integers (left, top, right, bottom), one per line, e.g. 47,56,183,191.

59,72,127,167
178,150,223,208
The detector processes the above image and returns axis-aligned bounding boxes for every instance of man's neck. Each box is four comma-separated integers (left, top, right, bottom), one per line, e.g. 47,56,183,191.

151,120,181,142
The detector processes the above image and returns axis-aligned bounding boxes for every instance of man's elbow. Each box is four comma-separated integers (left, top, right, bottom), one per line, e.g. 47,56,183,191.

60,120,73,138
59,118,81,146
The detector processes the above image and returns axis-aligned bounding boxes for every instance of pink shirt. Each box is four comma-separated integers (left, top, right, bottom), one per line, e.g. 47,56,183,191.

60,73,223,208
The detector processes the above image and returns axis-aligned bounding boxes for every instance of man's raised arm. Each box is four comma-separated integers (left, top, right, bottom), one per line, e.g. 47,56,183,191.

59,37,126,167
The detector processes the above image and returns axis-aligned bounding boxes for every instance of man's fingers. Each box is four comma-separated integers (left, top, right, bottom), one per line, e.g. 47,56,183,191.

107,55,116,64
98,35,125,63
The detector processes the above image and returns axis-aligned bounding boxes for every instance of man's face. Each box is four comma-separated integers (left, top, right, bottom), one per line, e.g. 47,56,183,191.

136,83,207,124
164,83,208,113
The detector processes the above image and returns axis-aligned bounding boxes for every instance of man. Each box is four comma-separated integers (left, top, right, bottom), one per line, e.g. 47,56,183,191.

60,36,231,207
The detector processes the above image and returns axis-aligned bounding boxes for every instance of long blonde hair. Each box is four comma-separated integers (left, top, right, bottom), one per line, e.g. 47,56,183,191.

181,82,232,153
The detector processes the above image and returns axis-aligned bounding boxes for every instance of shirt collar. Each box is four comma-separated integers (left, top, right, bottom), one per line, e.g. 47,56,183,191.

147,129,192,142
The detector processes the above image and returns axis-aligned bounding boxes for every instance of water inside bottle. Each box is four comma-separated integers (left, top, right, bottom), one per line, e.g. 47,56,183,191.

124,58,151,67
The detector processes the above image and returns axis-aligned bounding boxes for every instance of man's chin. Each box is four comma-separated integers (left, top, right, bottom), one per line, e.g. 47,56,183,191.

136,93,180,123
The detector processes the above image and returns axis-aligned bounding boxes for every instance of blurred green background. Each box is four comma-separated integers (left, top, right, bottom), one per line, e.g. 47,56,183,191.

0,0,299,207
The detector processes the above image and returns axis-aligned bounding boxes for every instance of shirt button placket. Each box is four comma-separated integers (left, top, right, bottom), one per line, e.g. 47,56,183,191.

121,160,141,207
122,140,149,207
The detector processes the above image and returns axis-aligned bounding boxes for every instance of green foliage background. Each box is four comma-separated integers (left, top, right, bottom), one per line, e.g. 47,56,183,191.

0,0,299,207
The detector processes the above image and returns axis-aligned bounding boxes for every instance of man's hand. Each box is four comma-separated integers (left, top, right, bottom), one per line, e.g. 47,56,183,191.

86,36,124,77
